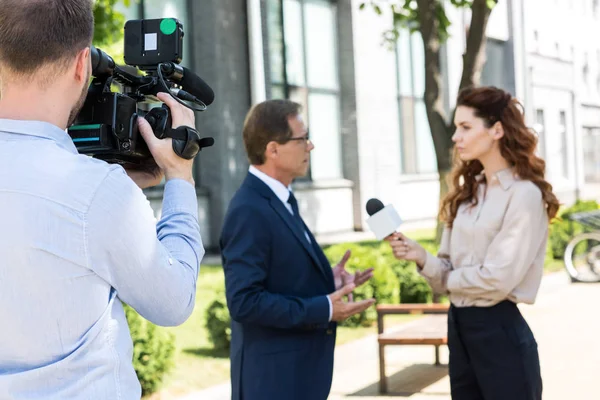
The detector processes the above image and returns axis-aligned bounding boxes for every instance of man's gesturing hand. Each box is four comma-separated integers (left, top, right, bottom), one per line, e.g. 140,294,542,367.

332,250,374,302
328,283,375,322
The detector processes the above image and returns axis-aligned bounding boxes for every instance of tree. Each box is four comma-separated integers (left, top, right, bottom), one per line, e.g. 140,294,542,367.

93,0,131,47
360,0,498,241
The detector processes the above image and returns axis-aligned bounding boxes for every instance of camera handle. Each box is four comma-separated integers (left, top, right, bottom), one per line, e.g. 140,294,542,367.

143,105,214,160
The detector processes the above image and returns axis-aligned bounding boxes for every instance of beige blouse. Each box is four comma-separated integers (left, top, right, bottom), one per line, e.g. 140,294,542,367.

419,168,549,307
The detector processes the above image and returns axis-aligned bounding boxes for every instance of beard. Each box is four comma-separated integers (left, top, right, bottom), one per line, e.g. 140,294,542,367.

67,80,89,127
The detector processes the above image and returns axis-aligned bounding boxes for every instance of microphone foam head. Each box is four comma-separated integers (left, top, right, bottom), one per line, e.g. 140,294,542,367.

366,198,385,216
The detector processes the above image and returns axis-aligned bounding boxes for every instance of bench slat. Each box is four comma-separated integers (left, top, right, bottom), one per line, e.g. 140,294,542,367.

379,337,447,345
376,303,449,315
378,315,447,345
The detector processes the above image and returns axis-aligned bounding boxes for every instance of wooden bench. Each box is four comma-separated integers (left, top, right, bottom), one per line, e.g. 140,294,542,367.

376,303,450,393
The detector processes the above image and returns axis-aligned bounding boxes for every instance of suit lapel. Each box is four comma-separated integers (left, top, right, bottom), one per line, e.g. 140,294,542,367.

242,173,330,281
269,197,330,281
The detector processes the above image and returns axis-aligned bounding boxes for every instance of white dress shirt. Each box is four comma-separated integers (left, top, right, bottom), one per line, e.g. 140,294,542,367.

419,168,548,307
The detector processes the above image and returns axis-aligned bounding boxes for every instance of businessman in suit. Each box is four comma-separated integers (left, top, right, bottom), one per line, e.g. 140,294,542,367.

221,99,375,400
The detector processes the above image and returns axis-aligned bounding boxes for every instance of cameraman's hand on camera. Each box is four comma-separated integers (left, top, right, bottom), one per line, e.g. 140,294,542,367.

385,232,427,268
137,92,197,186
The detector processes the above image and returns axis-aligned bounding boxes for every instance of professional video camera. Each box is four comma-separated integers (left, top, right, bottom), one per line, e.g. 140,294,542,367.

68,18,215,166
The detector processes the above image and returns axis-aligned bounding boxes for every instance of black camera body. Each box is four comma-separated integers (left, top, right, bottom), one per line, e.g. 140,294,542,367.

68,18,214,166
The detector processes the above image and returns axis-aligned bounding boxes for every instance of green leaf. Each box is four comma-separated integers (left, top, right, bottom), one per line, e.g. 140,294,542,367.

93,0,127,47
359,2,366,10
486,0,498,9
374,5,382,15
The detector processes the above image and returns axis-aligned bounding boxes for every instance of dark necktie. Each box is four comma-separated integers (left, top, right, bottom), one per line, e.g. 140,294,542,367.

287,191,308,236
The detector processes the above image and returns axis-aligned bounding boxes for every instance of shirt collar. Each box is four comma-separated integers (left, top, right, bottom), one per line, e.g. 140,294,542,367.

476,167,518,190
249,165,292,204
0,119,78,154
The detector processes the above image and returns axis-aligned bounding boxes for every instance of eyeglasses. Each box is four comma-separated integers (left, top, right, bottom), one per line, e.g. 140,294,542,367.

286,131,311,146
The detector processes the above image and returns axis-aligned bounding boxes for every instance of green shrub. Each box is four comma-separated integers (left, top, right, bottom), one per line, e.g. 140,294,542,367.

396,266,432,303
124,304,176,396
205,293,232,351
549,200,599,259
324,243,399,327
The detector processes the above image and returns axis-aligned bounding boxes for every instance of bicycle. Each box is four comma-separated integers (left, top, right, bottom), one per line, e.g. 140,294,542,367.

563,209,600,283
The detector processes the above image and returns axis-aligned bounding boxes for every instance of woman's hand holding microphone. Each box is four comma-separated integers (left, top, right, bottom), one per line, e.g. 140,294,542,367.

385,232,428,268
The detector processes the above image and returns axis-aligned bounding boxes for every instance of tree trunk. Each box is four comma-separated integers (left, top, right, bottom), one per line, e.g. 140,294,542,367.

459,0,497,91
416,0,453,244
435,167,451,242
417,0,496,245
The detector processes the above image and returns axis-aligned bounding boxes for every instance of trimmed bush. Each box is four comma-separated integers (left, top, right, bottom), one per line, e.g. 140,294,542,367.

124,304,176,396
205,293,232,351
549,200,599,259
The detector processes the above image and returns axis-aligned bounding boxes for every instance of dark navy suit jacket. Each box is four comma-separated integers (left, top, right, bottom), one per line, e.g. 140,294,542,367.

220,173,336,400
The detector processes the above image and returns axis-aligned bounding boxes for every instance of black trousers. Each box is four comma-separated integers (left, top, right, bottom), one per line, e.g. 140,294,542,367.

448,300,542,400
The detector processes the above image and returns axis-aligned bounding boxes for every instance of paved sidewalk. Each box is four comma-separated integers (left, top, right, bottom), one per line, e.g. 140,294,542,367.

179,272,600,399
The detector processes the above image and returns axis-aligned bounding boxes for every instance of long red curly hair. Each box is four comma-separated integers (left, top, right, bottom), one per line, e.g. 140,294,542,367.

440,86,560,228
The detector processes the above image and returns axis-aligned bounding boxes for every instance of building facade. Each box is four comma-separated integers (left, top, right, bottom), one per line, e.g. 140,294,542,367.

114,0,599,251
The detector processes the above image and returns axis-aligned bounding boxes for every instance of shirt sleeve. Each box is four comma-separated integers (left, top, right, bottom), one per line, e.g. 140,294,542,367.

446,184,548,301
85,168,204,326
418,226,453,294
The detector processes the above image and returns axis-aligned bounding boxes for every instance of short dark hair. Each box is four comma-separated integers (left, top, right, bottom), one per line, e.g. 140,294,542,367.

0,0,94,78
242,99,302,165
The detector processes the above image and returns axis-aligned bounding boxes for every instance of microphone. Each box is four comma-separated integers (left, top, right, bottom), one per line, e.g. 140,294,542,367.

179,66,215,106
365,198,402,240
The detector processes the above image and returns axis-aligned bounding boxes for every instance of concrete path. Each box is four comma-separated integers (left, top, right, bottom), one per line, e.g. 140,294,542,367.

179,272,600,399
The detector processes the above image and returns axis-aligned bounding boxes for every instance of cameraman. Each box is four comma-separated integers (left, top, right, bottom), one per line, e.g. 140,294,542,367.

0,1,204,398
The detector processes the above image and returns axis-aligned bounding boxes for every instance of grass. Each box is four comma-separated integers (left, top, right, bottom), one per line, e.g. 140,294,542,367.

544,258,565,274
156,265,229,398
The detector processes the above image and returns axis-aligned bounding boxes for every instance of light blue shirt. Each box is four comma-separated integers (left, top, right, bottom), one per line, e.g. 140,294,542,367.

0,119,204,399
248,166,332,321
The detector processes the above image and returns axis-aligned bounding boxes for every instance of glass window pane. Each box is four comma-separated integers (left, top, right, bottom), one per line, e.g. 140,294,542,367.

307,93,342,179
396,29,413,97
410,32,425,98
270,84,286,100
304,0,339,90
547,110,569,179
414,100,437,173
559,111,569,178
143,0,191,67
266,0,286,84
289,87,309,124
534,109,545,157
584,128,600,182
400,97,417,173
283,0,306,86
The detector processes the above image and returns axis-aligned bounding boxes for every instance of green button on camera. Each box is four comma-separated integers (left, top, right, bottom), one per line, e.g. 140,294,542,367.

160,18,177,35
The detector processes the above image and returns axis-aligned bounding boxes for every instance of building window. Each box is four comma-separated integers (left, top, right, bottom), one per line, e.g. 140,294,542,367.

583,128,600,182
266,0,342,181
534,109,545,158
548,111,569,179
395,28,437,174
